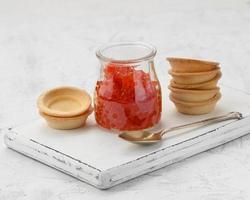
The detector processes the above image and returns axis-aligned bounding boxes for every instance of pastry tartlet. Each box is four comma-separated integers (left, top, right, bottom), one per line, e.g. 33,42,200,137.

39,107,93,130
168,86,220,102
167,57,219,73
169,92,221,115
170,71,222,90
37,86,92,129
168,67,220,85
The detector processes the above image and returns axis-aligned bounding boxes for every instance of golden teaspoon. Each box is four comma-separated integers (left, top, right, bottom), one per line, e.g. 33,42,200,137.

119,112,243,144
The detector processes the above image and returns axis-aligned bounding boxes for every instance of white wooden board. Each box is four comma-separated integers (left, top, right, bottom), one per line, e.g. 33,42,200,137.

3,86,250,189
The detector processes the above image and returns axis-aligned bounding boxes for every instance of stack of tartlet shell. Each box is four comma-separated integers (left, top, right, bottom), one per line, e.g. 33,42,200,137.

167,57,222,115
37,87,93,130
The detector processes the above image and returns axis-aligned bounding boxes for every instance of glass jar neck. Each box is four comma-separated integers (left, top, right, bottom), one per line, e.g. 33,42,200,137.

96,42,156,64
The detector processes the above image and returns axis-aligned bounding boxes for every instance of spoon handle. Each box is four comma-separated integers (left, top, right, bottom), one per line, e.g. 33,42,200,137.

161,112,243,136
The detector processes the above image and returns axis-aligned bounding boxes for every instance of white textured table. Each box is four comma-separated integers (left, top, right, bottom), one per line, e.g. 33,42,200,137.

1,0,250,199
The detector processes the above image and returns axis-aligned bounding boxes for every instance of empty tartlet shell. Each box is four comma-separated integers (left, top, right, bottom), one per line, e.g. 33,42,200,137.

37,86,91,117
169,92,221,115
39,107,93,130
168,68,220,85
168,86,220,102
170,71,222,90
167,57,219,73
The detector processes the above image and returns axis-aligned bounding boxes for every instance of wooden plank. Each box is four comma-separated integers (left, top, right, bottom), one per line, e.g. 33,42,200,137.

4,116,250,189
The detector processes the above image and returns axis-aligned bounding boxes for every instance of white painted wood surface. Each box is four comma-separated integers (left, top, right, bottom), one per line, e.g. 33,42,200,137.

4,86,250,189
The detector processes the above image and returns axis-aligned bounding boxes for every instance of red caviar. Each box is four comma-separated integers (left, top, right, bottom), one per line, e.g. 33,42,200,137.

94,63,161,131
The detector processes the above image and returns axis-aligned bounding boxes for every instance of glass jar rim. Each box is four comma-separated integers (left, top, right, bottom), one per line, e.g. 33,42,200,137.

96,42,157,64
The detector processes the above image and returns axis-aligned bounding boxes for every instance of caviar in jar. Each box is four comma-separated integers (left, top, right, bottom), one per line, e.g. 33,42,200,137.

95,42,162,131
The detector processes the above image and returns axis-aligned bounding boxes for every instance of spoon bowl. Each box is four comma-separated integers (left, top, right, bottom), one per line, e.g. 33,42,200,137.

119,131,162,144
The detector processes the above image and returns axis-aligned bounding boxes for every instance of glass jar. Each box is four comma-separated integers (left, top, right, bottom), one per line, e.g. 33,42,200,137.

94,42,162,131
